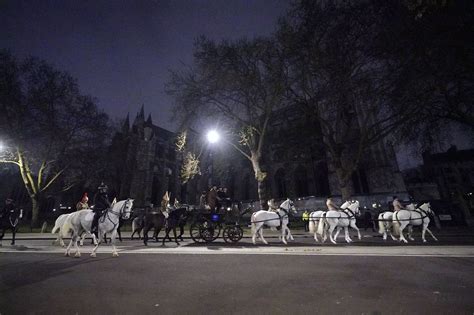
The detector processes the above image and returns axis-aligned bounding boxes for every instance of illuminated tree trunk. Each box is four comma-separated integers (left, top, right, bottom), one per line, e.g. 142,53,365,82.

251,156,269,210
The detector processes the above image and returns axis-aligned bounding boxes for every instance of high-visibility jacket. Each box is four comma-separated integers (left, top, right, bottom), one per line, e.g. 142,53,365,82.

302,212,309,221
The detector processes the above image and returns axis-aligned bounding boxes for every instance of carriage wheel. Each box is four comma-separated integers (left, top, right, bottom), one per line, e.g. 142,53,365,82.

223,226,244,243
190,223,206,243
200,220,221,243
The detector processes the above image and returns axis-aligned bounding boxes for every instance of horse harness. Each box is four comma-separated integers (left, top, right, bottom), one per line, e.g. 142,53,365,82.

253,207,291,225
99,201,129,229
393,208,430,222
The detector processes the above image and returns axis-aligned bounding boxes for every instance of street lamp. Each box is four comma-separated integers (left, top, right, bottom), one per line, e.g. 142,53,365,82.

206,130,220,144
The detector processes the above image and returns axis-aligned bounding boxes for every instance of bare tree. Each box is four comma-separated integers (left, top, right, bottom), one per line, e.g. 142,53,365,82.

0,51,109,226
167,37,285,207
278,0,414,200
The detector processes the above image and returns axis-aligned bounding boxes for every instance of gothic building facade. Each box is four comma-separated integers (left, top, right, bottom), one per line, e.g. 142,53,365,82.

111,106,182,207
113,106,407,207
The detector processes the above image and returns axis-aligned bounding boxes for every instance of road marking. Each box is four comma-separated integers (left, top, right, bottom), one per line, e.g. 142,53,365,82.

1,246,474,257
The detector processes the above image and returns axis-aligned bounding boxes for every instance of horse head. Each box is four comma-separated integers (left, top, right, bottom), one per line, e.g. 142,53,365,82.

419,202,434,215
348,200,360,216
340,200,352,210
113,199,134,219
280,198,297,214
406,203,417,210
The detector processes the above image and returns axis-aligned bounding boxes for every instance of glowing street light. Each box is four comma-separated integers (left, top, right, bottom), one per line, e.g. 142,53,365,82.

206,129,220,144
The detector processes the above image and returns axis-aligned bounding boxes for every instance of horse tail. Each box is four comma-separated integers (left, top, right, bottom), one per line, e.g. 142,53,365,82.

251,212,257,235
132,217,137,233
317,213,326,235
51,220,61,234
308,215,316,233
378,213,385,234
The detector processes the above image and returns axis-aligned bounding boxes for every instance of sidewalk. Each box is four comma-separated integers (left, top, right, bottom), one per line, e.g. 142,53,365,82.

4,226,474,240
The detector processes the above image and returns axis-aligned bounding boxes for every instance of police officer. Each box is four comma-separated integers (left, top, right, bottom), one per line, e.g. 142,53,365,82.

302,210,310,232
91,182,111,237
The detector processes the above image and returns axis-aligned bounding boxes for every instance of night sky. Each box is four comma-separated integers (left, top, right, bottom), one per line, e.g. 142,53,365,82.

0,0,289,131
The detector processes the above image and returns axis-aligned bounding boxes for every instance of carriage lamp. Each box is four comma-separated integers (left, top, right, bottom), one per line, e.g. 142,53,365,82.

206,130,220,144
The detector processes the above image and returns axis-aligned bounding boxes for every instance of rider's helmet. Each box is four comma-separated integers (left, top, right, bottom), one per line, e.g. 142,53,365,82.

98,182,108,194
81,192,88,203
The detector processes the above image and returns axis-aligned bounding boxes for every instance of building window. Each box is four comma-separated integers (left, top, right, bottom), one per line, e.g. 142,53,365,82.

275,168,287,198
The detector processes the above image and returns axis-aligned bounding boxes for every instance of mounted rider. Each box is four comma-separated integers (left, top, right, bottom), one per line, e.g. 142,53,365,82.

91,182,111,237
76,192,89,211
392,196,405,212
267,198,279,212
1,198,15,220
326,196,340,211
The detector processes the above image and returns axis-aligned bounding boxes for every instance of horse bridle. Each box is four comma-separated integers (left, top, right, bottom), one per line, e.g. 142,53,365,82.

108,199,132,219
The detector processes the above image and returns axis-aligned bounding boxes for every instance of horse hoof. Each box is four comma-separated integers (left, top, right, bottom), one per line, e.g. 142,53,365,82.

74,253,81,258
90,253,96,257
112,252,119,257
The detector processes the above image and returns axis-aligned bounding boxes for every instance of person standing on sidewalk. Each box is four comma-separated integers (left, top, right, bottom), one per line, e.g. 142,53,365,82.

302,210,310,232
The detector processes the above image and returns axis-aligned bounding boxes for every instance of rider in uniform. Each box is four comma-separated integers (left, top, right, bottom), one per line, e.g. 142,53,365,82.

267,199,279,212
1,198,15,220
76,193,89,211
326,196,340,211
91,182,111,237
392,196,404,212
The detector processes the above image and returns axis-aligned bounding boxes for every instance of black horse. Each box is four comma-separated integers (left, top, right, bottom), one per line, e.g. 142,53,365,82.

162,207,190,246
142,210,167,246
143,206,191,246
0,208,22,246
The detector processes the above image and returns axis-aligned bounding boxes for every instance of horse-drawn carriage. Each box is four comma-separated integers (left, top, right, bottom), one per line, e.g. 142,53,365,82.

189,202,248,244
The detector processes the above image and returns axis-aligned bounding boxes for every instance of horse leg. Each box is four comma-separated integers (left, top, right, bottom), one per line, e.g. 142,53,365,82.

408,225,415,241
162,227,171,246
11,226,16,245
426,226,438,241
65,234,75,256
398,223,408,243
260,227,268,245
286,226,294,241
173,227,180,245
73,234,81,258
344,227,352,243
111,230,119,257
179,225,185,241
350,221,361,240
90,232,101,257
328,225,337,244
143,225,149,246
334,227,342,240
280,224,288,245
118,228,122,242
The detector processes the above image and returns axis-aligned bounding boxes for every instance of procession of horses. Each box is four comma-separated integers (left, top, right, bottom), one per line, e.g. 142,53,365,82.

0,196,439,258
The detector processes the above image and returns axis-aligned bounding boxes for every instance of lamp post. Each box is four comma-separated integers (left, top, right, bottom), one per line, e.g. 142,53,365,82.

206,130,220,187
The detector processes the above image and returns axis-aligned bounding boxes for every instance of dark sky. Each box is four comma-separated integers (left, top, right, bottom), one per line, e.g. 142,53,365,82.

0,0,290,131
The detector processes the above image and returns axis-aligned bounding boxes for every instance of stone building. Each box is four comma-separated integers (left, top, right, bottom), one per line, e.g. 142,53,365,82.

113,105,408,208
111,106,181,207
422,146,474,225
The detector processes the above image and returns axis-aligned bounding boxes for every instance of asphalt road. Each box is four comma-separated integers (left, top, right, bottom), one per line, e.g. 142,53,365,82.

1,232,474,315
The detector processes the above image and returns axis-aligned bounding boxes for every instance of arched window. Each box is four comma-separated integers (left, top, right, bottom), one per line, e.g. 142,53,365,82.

275,168,287,198
294,165,309,197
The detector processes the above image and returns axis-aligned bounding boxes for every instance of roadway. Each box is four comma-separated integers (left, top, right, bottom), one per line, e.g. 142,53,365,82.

1,229,474,314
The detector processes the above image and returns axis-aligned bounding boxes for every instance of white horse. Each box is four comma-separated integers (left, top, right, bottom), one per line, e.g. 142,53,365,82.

317,200,361,244
377,211,397,241
308,210,327,242
51,213,97,247
251,199,297,245
392,202,438,243
64,199,134,257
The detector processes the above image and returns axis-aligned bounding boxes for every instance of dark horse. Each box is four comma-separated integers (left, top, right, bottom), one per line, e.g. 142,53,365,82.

143,207,190,246
0,208,23,246
162,207,190,246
